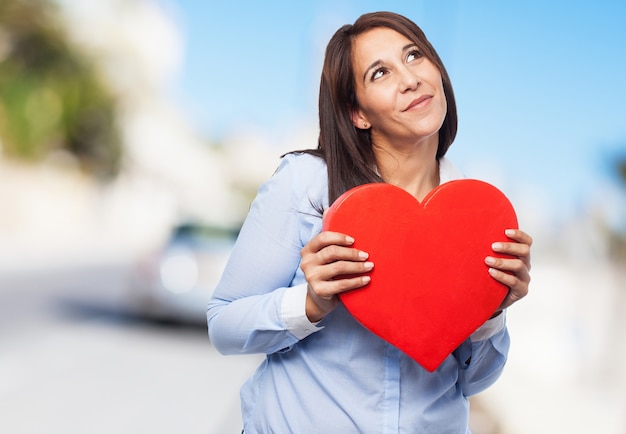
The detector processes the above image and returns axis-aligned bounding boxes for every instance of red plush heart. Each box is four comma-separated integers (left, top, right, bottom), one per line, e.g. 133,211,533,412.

323,179,517,372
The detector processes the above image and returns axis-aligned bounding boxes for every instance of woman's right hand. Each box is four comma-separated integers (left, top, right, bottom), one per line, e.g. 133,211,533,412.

300,231,373,322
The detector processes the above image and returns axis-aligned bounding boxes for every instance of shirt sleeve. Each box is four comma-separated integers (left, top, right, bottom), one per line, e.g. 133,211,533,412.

281,283,323,339
455,310,510,397
207,154,324,355
469,309,506,342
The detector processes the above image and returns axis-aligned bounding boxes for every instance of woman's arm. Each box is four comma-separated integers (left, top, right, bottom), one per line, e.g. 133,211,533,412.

207,154,324,355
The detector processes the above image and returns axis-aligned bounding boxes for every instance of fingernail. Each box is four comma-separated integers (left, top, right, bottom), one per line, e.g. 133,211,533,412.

346,236,355,244
363,261,374,270
485,256,496,265
505,229,515,236
362,276,371,283
492,242,502,250
358,251,369,259
488,268,497,275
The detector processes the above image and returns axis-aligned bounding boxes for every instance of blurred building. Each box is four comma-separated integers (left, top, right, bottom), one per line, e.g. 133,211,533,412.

0,0,286,271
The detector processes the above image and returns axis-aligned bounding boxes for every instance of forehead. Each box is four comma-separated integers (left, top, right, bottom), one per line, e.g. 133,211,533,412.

351,27,415,66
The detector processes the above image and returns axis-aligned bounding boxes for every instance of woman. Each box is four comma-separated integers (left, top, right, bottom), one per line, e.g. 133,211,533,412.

208,11,532,433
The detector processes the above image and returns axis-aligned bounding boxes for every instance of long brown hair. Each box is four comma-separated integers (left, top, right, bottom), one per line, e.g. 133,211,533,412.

297,11,458,205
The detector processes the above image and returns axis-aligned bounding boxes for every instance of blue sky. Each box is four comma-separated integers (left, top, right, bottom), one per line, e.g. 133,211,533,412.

165,0,626,228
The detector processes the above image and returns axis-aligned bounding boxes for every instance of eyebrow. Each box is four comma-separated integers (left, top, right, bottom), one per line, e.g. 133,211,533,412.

362,43,419,83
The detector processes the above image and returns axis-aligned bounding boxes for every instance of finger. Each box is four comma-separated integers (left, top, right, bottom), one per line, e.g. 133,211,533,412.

493,266,530,290
485,256,528,276
302,231,355,255
491,234,532,271
327,274,372,295
316,244,370,265
488,267,530,305
491,241,531,259
489,263,531,294
309,259,374,286
309,272,371,301
504,228,533,246
327,258,374,278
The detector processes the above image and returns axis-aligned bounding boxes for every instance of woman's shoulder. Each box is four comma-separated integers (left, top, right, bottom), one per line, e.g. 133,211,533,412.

279,151,327,173
265,151,328,206
264,151,328,193
274,151,327,187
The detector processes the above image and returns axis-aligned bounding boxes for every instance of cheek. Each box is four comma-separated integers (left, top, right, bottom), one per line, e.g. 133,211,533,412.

439,92,448,119
432,75,448,120
359,89,396,121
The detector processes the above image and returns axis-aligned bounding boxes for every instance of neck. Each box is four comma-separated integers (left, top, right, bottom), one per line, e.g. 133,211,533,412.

373,137,440,202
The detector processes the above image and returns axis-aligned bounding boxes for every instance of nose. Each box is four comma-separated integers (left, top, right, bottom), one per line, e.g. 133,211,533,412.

398,66,420,92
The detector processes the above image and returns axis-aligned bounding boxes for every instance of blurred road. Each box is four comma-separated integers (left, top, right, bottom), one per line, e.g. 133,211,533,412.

1,255,625,434
0,263,263,434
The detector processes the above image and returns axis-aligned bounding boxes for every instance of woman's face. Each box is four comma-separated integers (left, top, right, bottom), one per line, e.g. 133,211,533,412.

350,27,447,149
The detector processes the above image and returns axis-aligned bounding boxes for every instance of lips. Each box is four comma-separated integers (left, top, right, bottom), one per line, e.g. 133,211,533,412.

403,95,432,111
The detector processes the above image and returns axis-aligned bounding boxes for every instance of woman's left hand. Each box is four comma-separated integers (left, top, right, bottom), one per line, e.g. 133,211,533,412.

485,228,533,313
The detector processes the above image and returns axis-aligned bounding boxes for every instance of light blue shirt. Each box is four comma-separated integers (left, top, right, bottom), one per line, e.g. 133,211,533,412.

207,152,509,434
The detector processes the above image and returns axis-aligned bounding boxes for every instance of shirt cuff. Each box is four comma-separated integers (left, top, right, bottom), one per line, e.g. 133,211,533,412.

281,283,324,340
470,310,506,342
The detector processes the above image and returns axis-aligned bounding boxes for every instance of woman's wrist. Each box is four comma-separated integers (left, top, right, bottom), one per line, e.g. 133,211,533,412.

489,309,503,319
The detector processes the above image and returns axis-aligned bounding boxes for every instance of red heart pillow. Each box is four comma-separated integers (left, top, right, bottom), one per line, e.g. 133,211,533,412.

323,179,517,372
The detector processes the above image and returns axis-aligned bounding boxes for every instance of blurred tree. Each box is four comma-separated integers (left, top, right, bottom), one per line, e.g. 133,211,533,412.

0,0,122,179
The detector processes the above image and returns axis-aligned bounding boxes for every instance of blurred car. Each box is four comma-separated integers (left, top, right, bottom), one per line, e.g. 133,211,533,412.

127,222,239,325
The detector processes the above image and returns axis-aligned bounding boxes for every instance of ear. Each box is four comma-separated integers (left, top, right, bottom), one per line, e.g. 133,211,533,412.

350,109,371,130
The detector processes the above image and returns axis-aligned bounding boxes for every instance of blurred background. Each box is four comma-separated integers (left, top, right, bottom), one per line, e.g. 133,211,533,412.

0,0,624,433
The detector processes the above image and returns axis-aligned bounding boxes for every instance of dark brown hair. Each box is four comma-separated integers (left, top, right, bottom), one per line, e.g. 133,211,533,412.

297,11,457,205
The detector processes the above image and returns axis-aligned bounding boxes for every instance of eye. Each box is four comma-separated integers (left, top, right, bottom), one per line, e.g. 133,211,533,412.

407,49,423,63
371,67,387,81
